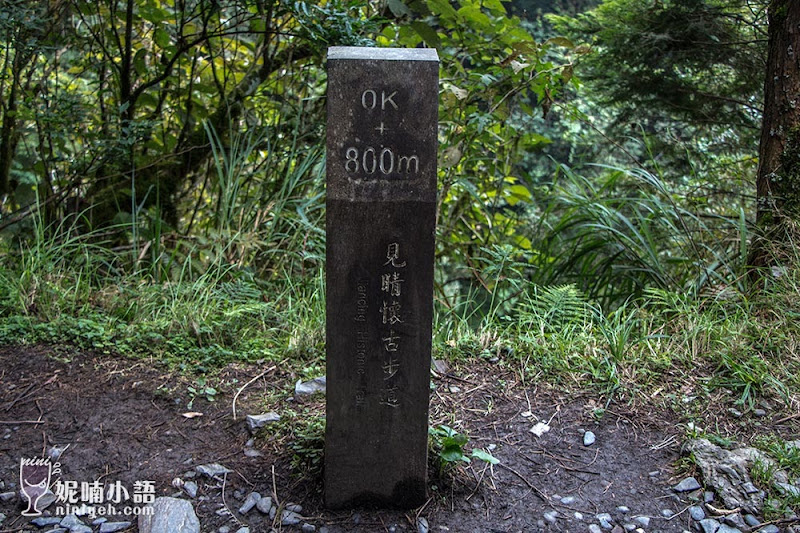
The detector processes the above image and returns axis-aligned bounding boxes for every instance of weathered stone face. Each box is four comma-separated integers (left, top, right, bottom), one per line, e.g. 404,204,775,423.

324,46,439,510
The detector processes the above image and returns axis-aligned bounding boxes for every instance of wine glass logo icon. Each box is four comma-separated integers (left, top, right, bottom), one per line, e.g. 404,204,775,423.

19,457,52,516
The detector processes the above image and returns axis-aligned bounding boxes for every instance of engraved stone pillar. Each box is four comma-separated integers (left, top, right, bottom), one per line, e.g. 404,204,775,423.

324,46,439,509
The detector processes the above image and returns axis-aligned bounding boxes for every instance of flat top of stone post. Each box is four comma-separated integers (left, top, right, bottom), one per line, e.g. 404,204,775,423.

327,46,439,62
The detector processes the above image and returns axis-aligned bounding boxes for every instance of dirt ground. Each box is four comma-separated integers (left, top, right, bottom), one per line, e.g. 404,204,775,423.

0,344,796,532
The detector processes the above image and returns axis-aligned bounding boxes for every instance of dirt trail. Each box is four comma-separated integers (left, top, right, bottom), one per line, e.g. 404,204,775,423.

0,345,763,532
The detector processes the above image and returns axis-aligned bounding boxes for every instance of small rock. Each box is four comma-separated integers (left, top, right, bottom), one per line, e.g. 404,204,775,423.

233,489,244,500
234,528,250,533
92,518,108,525
138,496,200,533
543,511,558,523
295,376,326,396
661,509,674,518
238,491,261,514
589,525,603,533
728,408,743,417
301,525,316,533
583,431,596,446
32,517,63,527
281,510,303,526
36,489,56,511
674,476,702,492
243,448,262,458
417,516,429,533
431,359,450,375
219,527,230,533
183,481,198,498
722,513,745,529
648,470,661,477
740,482,759,494
48,445,68,460
256,496,273,514
60,515,85,529
286,503,303,513
575,512,584,520
560,495,576,505
704,491,715,503
743,514,759,527
760,526,779,533
623,525,636,532
99,522,133,533
0,513,4,525
616,506,630,514
0,491,14,502
448,385,461,393
611,527,624,533
753,408,766,417
596,512,612,528
699,518,721,533
633,516,650,528
195,463,232,478
776,482,800,498
717,525,742,533
246,413,280,432
689,505,705,521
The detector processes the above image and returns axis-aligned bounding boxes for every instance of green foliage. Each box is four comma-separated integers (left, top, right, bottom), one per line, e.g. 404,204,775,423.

550,0,765,138
428,424,499,473
530,164,749,308
752,436,800,520
0,1,797,454
385,0,579,280
288,415,326,477
187,377,218,409
755,436,800,478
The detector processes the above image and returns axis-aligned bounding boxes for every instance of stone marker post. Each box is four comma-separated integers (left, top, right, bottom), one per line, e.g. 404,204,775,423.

325,46,439,509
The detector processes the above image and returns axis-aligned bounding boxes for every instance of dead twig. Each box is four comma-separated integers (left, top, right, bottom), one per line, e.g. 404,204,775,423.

774,412,800,425
497,462,548,502
705,503,742,515
231,366,276,420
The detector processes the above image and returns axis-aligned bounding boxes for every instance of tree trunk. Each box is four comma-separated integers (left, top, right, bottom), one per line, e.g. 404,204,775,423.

752,0,800,270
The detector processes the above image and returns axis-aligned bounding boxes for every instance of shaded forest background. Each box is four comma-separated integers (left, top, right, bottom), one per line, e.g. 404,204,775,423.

0,0,798,414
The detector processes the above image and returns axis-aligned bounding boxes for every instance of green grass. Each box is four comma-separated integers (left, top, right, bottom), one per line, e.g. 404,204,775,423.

1,159,799,414
751,435,800,520
1,231,797,413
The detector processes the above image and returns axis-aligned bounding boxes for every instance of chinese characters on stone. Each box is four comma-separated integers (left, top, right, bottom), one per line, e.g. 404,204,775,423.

380,242,406,408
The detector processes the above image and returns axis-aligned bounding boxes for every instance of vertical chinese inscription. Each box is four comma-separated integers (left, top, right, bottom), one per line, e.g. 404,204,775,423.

379,242,405,408
325,46,438,510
